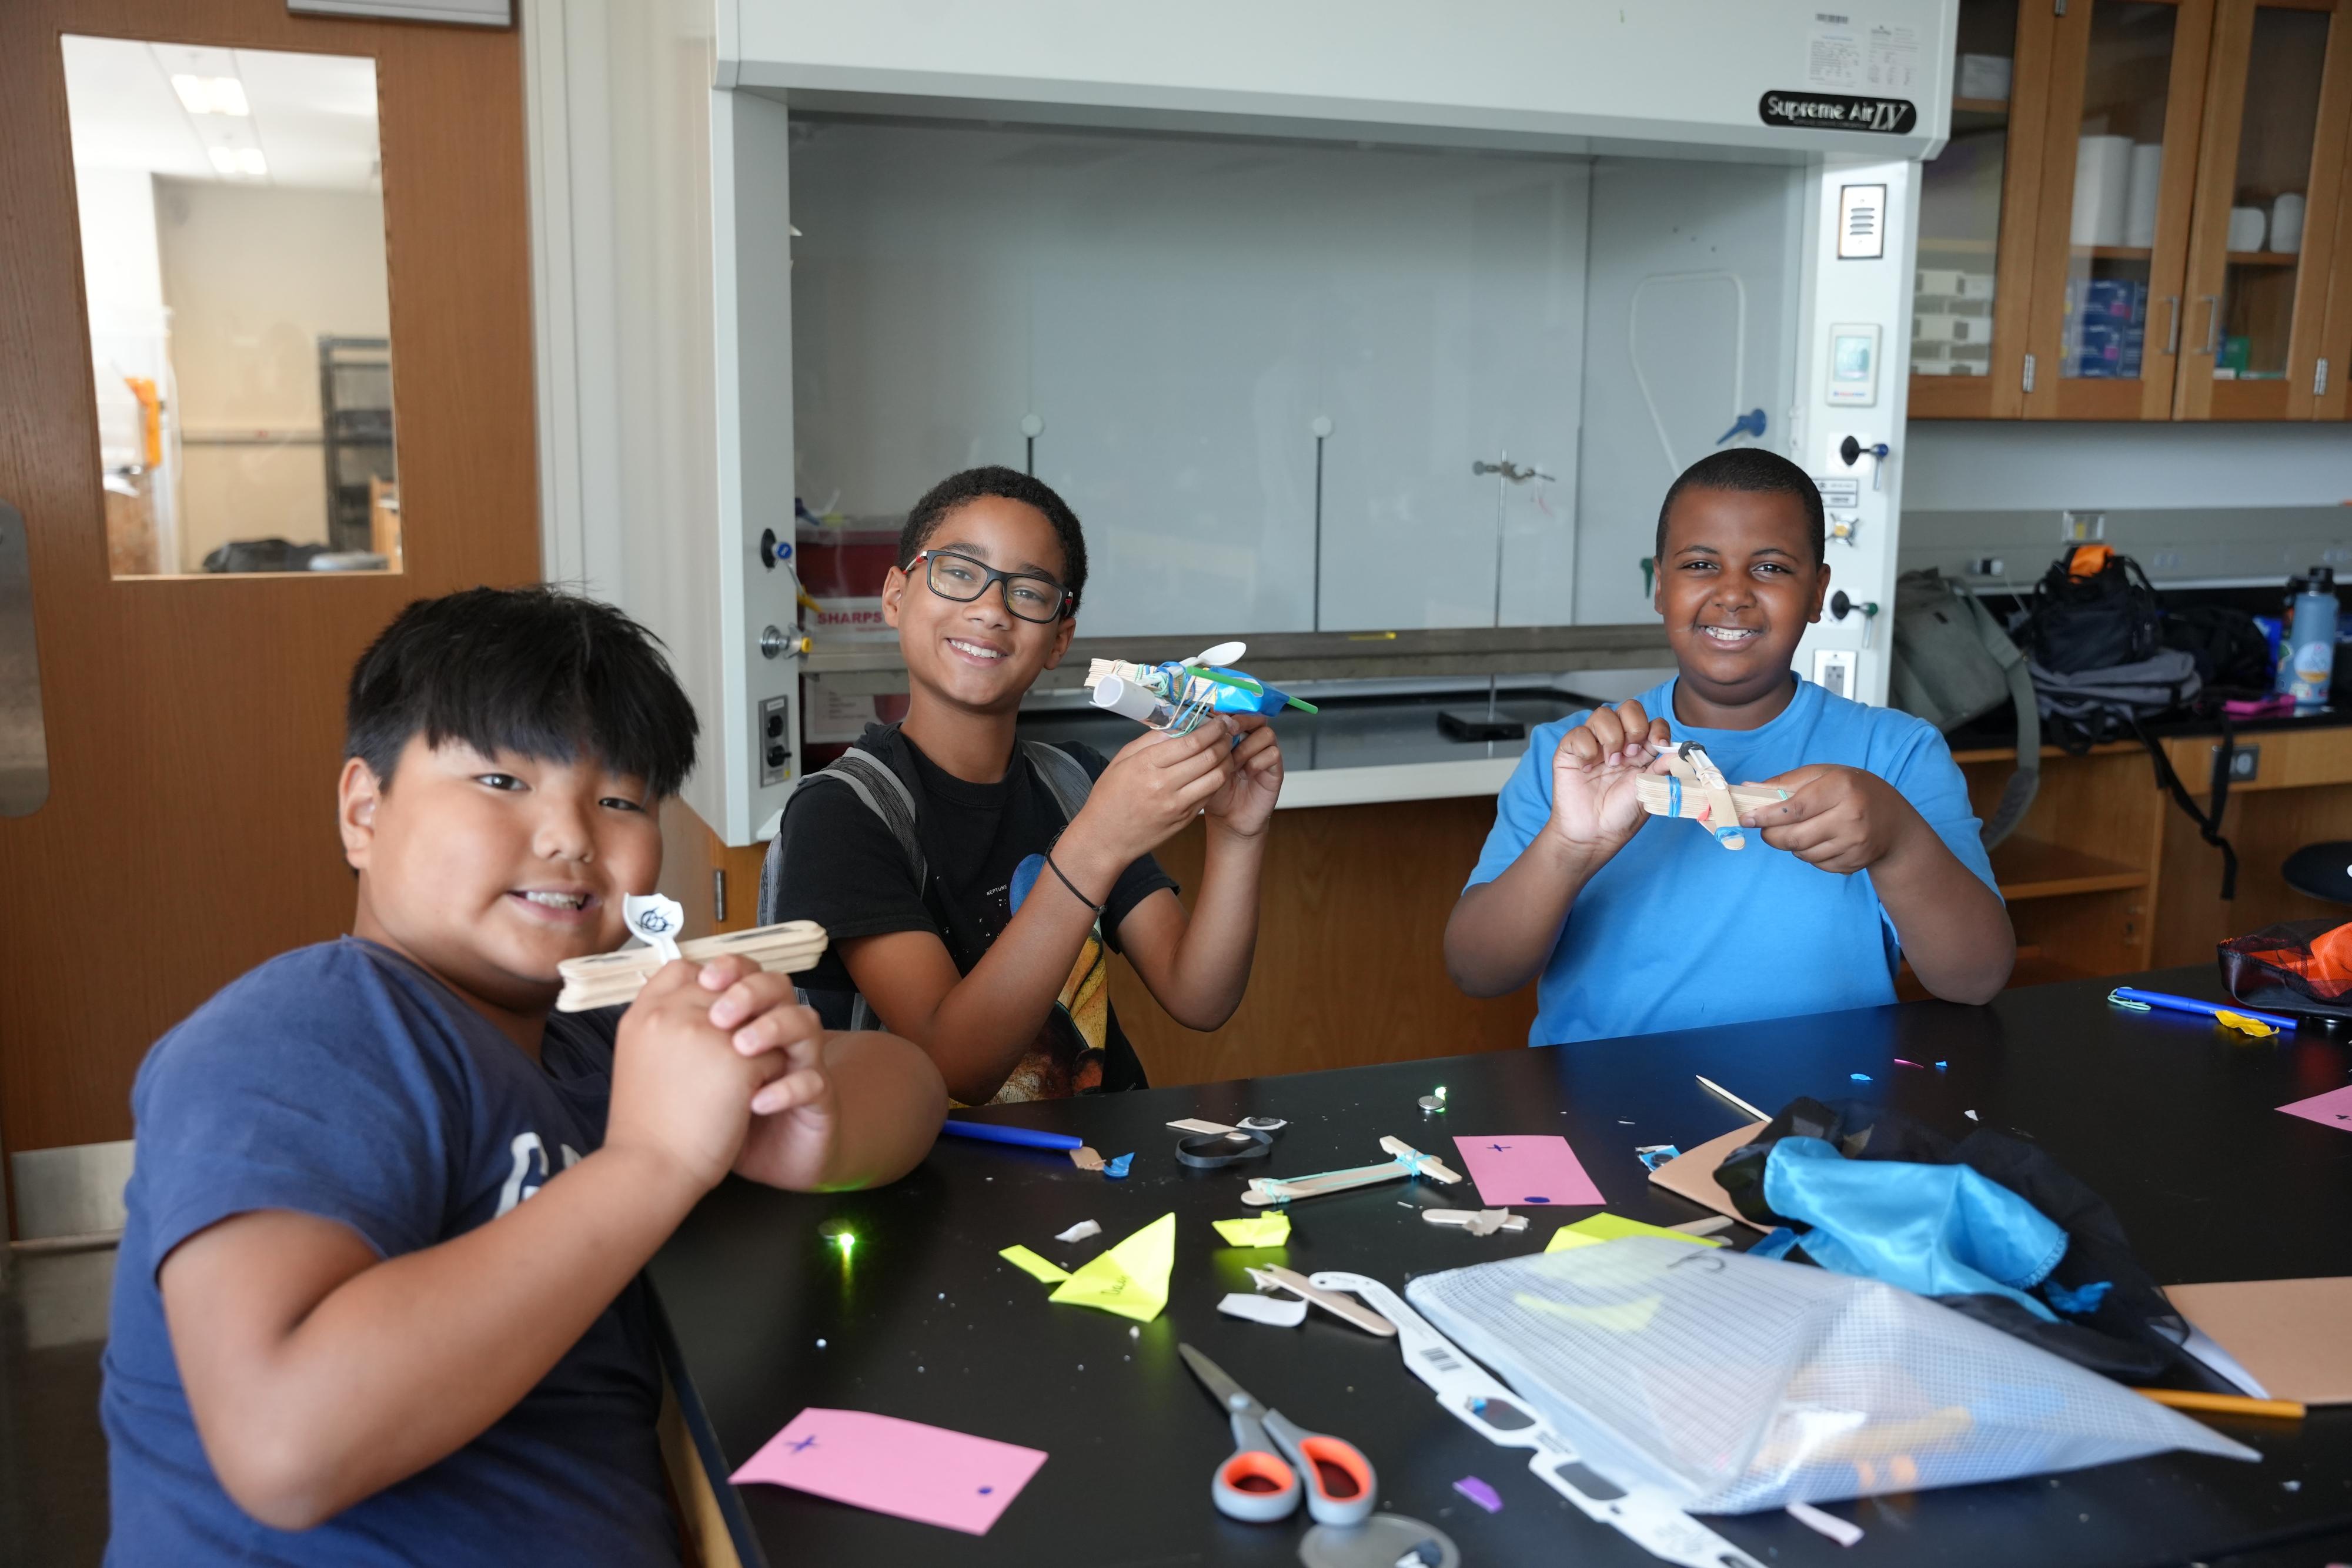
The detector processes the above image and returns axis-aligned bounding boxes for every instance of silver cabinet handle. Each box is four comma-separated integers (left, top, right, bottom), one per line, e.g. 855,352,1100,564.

2164,295,2181,356
2200,295,2222,356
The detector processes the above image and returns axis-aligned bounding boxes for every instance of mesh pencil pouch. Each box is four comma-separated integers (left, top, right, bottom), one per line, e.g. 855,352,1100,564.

1406,1239,2254,1514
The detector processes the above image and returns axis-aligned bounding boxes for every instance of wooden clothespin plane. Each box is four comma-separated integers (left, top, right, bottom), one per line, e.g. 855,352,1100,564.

1632,740,1788,851
553,918,828,1012
1241,1135,1463,1208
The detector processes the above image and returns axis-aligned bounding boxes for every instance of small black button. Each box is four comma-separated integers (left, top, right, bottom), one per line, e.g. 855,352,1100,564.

766,713,784,738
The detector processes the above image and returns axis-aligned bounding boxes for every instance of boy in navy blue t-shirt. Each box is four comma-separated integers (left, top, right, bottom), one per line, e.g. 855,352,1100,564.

101,589,945,1564
1445,449,2014,1042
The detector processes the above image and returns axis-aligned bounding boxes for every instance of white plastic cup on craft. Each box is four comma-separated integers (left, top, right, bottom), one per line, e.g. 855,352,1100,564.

2271,192,2306,253
2122,143,2163,248
2227,206,2268,253
2070,135,2132,247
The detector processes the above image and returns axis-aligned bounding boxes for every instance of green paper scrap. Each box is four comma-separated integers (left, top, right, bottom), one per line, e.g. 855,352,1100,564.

1545,1212,1727,1255
1211,1213,1291,1248
1047,1212,1175,1322
999,1245,1071,1284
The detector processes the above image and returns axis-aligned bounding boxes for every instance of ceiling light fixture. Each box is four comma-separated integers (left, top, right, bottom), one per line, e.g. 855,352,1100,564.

171,73,250,117
206,145,269,178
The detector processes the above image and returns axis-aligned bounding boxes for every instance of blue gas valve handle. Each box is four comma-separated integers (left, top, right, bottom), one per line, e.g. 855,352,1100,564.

1715,409,1768,446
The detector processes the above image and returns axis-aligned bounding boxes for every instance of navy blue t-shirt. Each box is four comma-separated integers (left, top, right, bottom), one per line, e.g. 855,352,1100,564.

101,938,678,1566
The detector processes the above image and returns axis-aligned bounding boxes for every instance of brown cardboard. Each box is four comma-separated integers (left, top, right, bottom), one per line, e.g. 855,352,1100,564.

2165,1278,2352,1406
1645,1120,1769,1231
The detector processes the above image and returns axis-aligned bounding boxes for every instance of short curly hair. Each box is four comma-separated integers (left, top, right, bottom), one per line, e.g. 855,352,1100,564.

1655,447,1826,566
898,466,1088,617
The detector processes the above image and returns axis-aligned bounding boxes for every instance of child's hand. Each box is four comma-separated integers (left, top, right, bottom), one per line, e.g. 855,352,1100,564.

729,1019,841,1192
1201,715,1282,838
1740,764,1923,874
1065,723,1235,871
1547,700,1672,860
604,956,799,1194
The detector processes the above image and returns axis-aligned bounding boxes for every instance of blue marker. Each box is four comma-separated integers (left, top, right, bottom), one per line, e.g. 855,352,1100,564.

939,1120,1084,1152
2107,987,2298,1031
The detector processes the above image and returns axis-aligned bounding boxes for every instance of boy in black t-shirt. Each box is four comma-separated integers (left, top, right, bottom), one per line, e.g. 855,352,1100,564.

771,467,1282,1104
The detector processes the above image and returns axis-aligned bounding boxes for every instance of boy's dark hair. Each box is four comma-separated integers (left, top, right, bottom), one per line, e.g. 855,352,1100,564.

346,587,699,797
898,466,1088,616
1655,447,1826,566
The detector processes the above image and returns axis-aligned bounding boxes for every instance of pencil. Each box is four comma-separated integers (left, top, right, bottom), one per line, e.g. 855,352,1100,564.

1695,1075,1769,1124
2130,1387,2305,1419
938,1121,1085,1152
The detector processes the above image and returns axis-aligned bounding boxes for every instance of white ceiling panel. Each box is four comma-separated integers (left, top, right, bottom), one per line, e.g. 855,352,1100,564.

61,33,380,192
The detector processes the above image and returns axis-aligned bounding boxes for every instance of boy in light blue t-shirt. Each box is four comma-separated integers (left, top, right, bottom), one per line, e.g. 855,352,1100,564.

1445,448,2013,1044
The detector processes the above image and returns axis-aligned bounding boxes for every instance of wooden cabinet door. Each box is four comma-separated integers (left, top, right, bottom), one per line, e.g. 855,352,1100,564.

2174,0,2352,417
0,0,539,1214
2313,132,2352,416
1909,0,2061,419
2023,0,2218,419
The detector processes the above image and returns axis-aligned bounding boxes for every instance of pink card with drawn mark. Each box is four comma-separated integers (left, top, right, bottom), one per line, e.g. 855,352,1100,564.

731,1408,1047,1535
2277,1083,2352,1134
1454,1134,1605,1208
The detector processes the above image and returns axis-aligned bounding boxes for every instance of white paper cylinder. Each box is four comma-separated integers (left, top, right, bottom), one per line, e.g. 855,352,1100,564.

2072,136,2133,247
2123,143,2163,248
1090,675,1164,724
2271,192,2306,253
2228,206,2268,253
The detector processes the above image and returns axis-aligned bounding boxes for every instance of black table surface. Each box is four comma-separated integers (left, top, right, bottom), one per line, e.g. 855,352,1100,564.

649,967,2352,1568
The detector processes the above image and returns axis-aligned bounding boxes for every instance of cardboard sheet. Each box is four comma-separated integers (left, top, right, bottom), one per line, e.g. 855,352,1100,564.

2276,1082,2352,1134
1452,1135,1605,1208
1643,1120,1768,1231
2164,1278,2352,1405
732,1408,1047,1534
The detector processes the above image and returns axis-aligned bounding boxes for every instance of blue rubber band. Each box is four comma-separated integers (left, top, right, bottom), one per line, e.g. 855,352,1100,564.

1667,775,1682,818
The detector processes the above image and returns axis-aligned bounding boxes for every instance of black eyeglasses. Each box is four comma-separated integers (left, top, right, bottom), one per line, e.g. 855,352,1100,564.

907,550,1073,624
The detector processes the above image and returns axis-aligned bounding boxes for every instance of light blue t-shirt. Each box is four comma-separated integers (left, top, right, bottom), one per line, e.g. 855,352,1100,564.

1465,674,1999,1044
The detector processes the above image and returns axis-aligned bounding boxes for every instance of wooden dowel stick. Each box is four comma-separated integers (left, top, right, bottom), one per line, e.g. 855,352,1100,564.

2130,1388,2305,1419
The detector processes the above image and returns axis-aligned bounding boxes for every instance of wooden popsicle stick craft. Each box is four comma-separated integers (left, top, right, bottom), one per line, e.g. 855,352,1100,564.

1247,1264,1398,1337
1241,1135,1462,1208
553,920,828,1012
1632,741,1789,850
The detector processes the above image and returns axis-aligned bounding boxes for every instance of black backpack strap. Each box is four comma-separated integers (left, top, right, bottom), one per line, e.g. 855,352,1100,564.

1019,739,1097,827
2131,716,2238,900
756,744,926,1034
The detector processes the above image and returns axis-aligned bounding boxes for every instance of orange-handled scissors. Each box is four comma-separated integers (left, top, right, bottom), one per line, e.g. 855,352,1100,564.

1179,1343,1377,1526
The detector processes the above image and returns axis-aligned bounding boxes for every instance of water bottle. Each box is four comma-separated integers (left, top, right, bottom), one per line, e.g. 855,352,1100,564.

2281,566,2338,706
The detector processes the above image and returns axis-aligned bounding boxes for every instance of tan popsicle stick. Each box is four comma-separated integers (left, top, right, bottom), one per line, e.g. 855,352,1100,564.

554,920,828,1012
1633,774,1788,825
1241,1135,1463,1206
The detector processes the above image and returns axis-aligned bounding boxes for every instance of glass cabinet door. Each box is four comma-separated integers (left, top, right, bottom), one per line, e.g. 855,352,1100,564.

1910,0,2059,417
2024,0,2214,418
2177,0,2352,418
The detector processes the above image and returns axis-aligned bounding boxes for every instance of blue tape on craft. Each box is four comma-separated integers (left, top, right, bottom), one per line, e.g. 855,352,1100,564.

1666,775,1681,819
1104,1152,1134,1179
2043,1279,2113,1316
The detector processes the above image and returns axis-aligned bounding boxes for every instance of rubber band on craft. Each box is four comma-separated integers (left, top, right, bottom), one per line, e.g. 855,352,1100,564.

1667,775,1682,819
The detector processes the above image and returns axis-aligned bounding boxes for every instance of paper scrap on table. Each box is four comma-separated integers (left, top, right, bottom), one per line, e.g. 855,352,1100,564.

1452,1135,1605,1208
1546,1212,1727,1254
2277,1083,2352,1134
1453,1476,1504,1513
1212,1213,1291,1248
732,1407,1047,1536
1167,1118,1235,1135
1786,1500,1863,1547
1048,1212,1174,1322
1218,1290,1308,1328
1634,1144,1681,1172
1054,1219,1101,1245
1000,1245,1071,1285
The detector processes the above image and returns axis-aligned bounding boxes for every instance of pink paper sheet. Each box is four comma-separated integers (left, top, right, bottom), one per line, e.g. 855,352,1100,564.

730,1408,1048,1535
1453,1134,1605,1208
2278,1083,2352,1134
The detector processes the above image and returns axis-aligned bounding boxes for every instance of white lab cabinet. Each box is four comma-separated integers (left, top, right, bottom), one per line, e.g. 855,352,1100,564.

525,0,1950,845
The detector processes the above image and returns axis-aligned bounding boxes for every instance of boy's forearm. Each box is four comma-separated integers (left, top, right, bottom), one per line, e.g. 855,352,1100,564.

1151,824,1265,1029
1873,820,2015,1004
1445,837,1592,996
920,888,1104,1102
175,1146,700,1530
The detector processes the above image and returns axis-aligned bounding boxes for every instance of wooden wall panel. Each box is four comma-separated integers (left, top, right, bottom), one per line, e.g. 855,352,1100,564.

0,0,539,1158
1110,798,1537,1087
2152,783,2352,965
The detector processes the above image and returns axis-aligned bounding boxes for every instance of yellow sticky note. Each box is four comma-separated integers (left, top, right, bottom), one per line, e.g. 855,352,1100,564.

1048,1211,1175,1322
999,1245,1071,1285
1211,1213,1291,1248
1545,1212,1726,1254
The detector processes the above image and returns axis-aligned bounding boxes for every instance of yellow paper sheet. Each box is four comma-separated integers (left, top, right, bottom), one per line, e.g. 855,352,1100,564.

1545,1212,1727,1254
999,1245,1071,1285
1048,1212,1175,1322
1211,1213,1291,1248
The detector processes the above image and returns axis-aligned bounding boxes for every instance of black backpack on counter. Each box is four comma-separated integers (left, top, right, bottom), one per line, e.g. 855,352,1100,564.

2018,545,2161,674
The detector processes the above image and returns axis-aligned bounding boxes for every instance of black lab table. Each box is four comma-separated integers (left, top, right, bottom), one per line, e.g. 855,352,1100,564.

649,967,2352,1568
